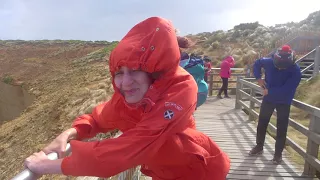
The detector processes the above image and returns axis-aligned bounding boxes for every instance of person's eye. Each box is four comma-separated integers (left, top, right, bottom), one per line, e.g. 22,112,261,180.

115,72,123,76
131,70,141,74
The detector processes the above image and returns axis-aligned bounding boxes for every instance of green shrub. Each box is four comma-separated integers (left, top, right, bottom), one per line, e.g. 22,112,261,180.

211,41,220,49
2,75,14,84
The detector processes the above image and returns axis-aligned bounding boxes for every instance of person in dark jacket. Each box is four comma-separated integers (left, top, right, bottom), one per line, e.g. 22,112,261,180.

249,45,302,164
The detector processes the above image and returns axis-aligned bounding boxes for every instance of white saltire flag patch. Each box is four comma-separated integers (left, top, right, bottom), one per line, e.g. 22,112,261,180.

164,110,174,120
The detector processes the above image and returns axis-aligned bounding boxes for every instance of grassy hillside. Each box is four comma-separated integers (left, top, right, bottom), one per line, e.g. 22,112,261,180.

1,10,320,179
181,10,320,67
0,40,118,179
295,75,320,108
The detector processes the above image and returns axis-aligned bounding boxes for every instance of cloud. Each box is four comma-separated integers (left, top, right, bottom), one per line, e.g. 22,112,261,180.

0,0,319,41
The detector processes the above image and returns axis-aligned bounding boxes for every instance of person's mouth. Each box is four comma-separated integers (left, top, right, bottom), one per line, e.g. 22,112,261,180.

123,88,138,96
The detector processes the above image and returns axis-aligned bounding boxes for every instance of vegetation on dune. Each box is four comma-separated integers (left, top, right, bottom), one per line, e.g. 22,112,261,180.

0,10,320,179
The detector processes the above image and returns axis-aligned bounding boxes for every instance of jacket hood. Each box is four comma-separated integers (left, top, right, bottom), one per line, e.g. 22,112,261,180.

109,17,180,77
108,17,181,110
223,56,234,63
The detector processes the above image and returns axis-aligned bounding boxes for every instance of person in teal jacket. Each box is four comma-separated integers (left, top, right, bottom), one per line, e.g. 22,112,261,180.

183,55,208,108
177,37,208,108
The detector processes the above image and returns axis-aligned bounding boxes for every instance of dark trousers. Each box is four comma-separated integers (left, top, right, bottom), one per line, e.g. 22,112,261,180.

256,100,291,157
218,78,228,96
204,76,208,83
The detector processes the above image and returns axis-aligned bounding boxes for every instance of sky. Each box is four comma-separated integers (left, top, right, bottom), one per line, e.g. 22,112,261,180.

0,0,319,41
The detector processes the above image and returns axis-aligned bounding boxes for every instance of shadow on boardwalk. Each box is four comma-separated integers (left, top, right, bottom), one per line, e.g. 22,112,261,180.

195,96,314,180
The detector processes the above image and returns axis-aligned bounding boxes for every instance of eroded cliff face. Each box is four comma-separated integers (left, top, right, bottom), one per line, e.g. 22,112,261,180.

0,82,35,123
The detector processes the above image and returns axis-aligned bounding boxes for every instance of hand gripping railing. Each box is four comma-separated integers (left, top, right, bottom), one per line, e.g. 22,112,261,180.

11,132,141,180
12,144,72,180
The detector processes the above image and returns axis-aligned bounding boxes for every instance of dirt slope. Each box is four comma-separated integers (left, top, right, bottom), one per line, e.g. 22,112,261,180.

0,41,117,179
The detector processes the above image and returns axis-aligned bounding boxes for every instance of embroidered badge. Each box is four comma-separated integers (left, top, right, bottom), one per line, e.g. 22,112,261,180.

164,110,174,120
165,102,183,111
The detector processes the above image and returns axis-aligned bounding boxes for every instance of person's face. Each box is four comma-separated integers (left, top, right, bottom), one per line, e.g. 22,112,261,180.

114,67,152,103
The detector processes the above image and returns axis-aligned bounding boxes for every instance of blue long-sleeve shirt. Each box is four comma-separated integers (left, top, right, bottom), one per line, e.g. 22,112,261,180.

253,57,302,105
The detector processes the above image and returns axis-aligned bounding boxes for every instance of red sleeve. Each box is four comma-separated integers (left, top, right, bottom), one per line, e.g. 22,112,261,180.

230,61,235,68
72,99,119,140
61,76,197,177
221,61,234,69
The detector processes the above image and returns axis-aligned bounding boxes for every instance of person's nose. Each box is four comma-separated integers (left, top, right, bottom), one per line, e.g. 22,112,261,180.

122,72,134,87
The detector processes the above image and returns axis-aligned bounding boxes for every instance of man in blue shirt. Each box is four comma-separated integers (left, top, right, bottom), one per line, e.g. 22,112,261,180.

249,45,302,164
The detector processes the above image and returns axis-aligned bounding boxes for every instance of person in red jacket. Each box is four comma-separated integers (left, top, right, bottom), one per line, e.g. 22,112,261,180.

24,17,230,180
203,56,212,83
217,56,235,99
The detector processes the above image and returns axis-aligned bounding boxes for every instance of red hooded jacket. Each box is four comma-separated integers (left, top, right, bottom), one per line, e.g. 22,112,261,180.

61,17,230,180
220,56,235,78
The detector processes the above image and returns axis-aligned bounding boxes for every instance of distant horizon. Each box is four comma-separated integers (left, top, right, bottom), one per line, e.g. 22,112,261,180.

0,16,315,42
1,0,319,41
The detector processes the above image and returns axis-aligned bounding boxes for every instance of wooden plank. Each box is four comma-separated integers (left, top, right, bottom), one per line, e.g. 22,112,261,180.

227,155,291,160
199,131,257,134
223,152,282,158
239,79,261,92
211,67,244,71
230,159,297,166
195,96,305,179
206,136,256,139
200,130,255,132
239,89,262,106
197,128,255,131
218,146,267,150
217,146,265,150
221,149,273,154
228,170,302,176
213,141,256,144
208,136,256,139
208,134,255,137
212,139,257,142
220,159,299,171
227,175,313,180
202,129,255,132
229,168,300,173
292,98,320,118
212,73,245,76
304,114,320,176
203,130,257,133
229,164,300,171
216,143,259,147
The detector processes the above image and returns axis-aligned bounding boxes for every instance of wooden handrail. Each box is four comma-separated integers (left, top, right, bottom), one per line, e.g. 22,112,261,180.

211,67,244,71
295,47,317,64
207,68,246,96
235,77,320,178
301,63,315,74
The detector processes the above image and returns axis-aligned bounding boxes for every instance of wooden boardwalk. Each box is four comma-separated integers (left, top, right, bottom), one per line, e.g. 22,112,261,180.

195,96,314,180
78,96,316,180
